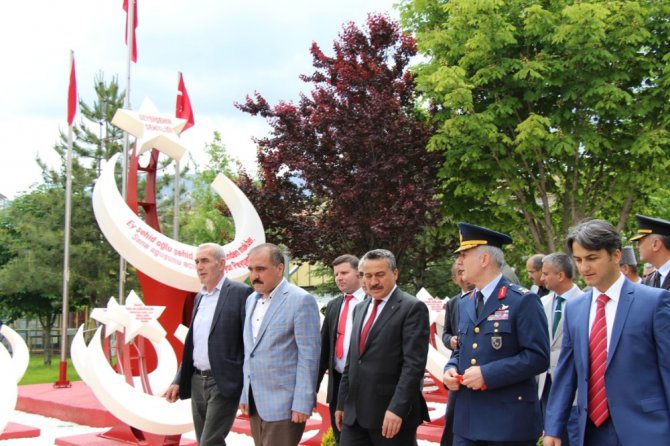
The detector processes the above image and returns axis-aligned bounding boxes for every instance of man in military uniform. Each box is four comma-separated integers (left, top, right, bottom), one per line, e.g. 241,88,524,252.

631,214,670,290
443,222,550,446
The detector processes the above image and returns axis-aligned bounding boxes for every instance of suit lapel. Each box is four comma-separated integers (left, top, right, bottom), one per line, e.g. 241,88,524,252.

575,291,593,373
363,290,402,351
607,280,634,367
477,279,506,324
209,279,229,335
541,294,555,342
330,296,345,349
251,281,288,350
191,293,203,323
463,290,477,324
351,299,369,357
662,273,670,290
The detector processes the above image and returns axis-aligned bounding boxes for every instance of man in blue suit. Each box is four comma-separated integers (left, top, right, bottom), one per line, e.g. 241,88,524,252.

544,219,670,446
443,223,550,446
163,243,253,446
239,243,321,446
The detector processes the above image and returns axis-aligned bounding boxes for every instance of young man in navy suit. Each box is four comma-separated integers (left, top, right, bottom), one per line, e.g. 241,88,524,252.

544,219,670,445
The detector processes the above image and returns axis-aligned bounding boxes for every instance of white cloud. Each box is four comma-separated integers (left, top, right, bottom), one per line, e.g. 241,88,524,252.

0,0,398,198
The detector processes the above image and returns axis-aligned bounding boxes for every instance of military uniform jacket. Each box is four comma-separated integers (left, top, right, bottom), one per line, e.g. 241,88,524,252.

446,276,550,442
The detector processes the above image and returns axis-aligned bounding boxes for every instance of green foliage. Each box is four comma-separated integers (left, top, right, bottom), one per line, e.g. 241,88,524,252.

401,0,670,254
0,75,136,363
19,356,80,385
178,131,236,245
321,427,336,446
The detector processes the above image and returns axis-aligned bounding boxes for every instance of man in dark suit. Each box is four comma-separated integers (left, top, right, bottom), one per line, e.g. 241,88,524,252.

544,219,670,445
335,249,430,445
631,214,670,290
318,254,366,444
441,263,474,446
163,243,253,446
443,223,549,446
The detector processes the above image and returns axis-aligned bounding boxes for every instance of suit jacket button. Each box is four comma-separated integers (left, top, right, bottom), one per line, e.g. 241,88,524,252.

470,358,477,365
518,396,523,400
474,327,480,334
472,343,478,349
358,360,362,364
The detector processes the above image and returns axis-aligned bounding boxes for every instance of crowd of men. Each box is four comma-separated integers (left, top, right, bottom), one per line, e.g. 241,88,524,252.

163,213,670,446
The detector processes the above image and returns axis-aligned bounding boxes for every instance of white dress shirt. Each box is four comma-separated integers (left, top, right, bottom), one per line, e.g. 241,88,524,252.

251,278,286,344
588,273,625,349
657,259,670,286
192,275,226,371
478,273,503,304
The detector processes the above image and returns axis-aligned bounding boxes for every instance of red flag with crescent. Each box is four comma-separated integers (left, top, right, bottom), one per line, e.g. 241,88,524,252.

67,56,77,126
176,73,194,132
123,0,138,63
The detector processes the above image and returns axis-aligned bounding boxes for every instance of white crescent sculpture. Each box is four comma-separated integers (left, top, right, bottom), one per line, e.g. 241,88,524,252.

0,345,17,434
92,153,265,291
0,325,29,433
0,324,30,383
71,326,193,434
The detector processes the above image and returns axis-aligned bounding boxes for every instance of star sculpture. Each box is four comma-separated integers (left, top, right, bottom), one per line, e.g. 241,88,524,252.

90,296,130,338
111,98,188,161
123,290,167,343
90,291,166,343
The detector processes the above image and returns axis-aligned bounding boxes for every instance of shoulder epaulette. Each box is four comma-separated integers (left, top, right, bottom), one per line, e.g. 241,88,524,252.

508,283,531,295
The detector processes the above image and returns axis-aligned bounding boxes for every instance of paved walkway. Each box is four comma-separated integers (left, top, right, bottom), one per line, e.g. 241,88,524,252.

2,410,441,445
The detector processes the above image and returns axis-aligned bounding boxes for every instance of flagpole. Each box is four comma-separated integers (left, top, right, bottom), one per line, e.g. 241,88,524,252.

119,0,135,305
173,72,182,241
55,50,75,388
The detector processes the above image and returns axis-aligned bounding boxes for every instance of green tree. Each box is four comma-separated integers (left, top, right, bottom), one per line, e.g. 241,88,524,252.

178,131,236,245
0,187,75,365
401,0,670,253
0,75,137,364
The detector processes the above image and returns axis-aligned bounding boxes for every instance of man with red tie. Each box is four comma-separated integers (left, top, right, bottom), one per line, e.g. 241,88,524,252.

318,254,366,443
544,219,670,445
335,249,430,445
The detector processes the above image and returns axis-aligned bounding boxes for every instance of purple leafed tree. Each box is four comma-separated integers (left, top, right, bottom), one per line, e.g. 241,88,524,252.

236,13,441,265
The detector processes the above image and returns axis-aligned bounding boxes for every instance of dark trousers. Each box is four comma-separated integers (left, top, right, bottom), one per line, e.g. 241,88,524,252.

585,418,622,446
339,419,418,446
440,389,456,446
329,370,343,443
453,436,537,446
190,373,238,446
249,386,306,446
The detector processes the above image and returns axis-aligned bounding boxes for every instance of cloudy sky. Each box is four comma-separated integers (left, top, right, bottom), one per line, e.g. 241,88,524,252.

0,0,398,199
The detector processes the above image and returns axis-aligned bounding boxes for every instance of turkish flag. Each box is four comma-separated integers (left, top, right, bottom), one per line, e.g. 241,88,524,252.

176,73,194,132
67,56,77,126
123,0,138,63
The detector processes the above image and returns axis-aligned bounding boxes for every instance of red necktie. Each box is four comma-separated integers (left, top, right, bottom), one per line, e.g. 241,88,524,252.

335,294,354,359
588,293,610,426
359,299,382,354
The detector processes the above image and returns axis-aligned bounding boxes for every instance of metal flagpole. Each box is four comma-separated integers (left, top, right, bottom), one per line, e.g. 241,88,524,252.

119,0,135,305
55,50,75,388
173,72,181,241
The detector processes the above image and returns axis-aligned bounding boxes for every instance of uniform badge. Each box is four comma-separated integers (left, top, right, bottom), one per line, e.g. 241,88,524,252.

498,286,507,299
491,335,502,350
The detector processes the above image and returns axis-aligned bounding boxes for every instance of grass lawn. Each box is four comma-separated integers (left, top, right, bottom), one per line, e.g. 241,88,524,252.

19,355,80,385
